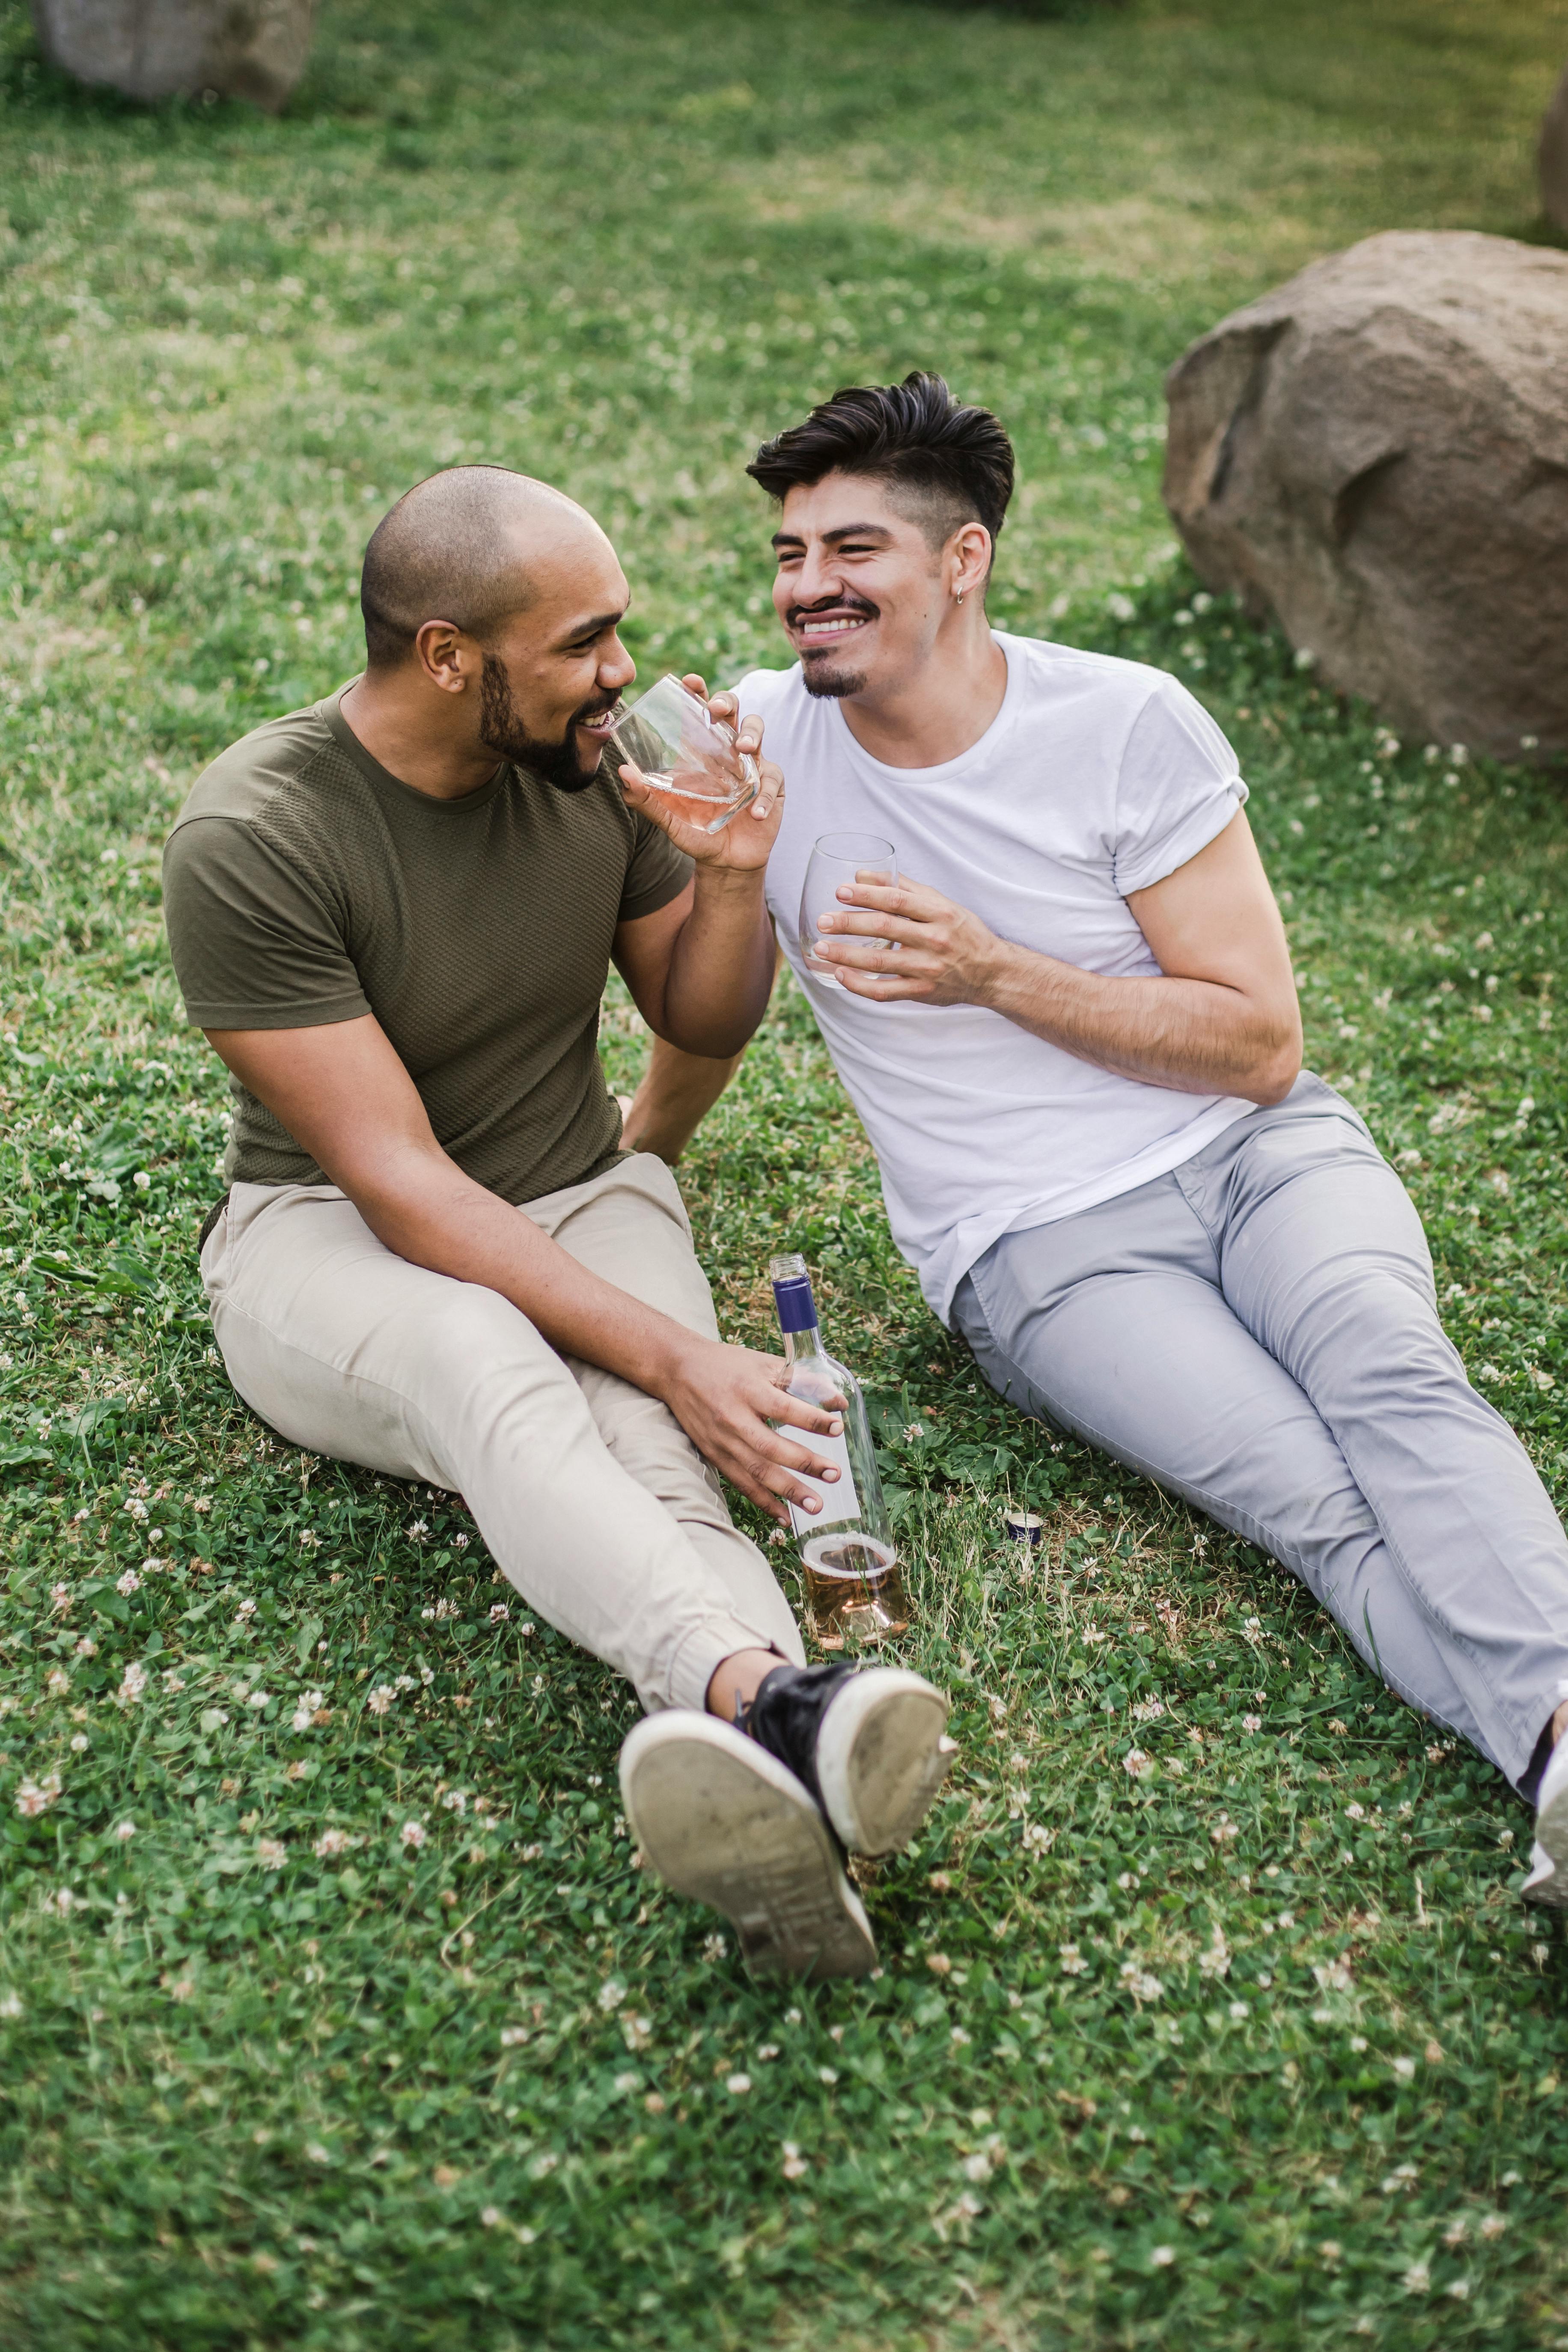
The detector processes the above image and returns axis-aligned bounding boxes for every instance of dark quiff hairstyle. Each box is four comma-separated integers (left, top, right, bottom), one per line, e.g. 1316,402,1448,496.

746,370,1016,553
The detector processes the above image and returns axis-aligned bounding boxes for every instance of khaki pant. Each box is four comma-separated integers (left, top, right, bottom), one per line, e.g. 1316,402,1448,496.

200,1153,805,1712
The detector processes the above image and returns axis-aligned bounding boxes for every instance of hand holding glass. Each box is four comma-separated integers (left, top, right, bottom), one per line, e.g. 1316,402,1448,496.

798,833,899,977
604,676,759,834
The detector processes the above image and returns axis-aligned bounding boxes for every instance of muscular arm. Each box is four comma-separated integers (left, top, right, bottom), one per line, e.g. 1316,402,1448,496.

812,808,1303,1105
203,1013,842,1522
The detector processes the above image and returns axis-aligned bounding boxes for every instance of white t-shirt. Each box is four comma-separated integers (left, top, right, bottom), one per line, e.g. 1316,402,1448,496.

738,632,1256,1324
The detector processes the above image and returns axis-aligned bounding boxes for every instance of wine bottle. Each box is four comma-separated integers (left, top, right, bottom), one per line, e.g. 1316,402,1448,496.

769,1253,909,1643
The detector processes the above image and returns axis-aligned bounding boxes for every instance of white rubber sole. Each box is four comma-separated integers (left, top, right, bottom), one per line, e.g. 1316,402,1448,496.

814,1668,955,1856
618,1713,877,1980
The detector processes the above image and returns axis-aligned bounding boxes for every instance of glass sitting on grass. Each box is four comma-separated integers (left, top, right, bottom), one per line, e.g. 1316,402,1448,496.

798,833,899,977
605,674,760,833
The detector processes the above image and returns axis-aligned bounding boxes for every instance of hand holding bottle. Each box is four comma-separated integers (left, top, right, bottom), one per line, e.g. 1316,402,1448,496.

657,1334,848,1525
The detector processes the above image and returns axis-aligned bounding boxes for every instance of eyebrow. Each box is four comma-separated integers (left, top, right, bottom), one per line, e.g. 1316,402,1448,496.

553,607,626,647
770,522,896,550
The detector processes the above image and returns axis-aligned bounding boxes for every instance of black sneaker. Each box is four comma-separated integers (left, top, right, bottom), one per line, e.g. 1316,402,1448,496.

619,1712,877,1980
740,1662,955,1856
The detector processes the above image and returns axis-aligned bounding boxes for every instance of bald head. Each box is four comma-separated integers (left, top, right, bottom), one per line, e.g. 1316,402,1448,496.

359,466,609,672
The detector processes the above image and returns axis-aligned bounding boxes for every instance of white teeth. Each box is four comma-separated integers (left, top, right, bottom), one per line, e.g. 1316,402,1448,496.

800,617,866,637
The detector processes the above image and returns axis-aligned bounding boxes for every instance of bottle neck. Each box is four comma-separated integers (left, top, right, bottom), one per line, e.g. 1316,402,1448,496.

782,1320,826,1368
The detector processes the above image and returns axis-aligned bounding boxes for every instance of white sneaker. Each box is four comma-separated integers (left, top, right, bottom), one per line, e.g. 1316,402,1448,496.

1523,1729,1568,1906
619,1712,877,1979
738,1660,956,1857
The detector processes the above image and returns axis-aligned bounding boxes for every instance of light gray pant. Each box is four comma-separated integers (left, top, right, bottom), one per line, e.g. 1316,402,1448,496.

952,1075,1568,1787
201,1152,804,1715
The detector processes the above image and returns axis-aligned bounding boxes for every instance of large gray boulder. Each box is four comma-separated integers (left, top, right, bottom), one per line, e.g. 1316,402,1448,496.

31,0,316,112
1543,60,1568,234
1163,231,1568,762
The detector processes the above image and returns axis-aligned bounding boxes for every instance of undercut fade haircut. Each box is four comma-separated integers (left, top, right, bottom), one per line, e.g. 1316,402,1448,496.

360,465,534,670
746,371,1015,555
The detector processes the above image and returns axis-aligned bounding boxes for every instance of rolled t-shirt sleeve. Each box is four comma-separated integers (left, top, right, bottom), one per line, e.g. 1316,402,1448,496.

162,816,370,1031
1111,677,1250,898
617,811,694,924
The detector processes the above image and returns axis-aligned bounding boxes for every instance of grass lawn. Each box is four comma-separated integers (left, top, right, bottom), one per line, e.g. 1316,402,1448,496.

3,0,1568,2343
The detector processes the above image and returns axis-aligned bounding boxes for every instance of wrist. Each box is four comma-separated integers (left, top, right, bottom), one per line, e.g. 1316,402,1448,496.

975,934,1033,1016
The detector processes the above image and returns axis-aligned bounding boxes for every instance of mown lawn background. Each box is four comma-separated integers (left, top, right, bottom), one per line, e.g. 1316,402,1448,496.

2,1,1568,2345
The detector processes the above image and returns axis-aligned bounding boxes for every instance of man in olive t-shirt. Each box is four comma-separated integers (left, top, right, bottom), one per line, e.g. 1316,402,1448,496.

161,466,952,1980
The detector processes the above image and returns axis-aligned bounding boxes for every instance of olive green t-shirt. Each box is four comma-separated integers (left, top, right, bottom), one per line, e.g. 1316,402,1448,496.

161,687,692,1202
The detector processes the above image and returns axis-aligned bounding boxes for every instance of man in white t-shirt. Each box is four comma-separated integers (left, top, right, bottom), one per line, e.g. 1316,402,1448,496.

652,369,1568,1897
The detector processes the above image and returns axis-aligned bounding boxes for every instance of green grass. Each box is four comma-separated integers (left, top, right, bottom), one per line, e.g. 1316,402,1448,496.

3,0,1568,2344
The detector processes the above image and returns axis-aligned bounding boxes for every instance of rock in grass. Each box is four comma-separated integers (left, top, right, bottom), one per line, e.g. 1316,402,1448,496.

30,0,317,113
1543,59,1568,235
1162,231,1568,763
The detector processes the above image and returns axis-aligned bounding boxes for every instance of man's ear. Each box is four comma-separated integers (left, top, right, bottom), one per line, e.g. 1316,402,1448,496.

414,618,474,694
948,521,994,600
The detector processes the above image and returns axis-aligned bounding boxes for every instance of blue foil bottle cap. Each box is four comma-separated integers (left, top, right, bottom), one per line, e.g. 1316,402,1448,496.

769,1252,819,1334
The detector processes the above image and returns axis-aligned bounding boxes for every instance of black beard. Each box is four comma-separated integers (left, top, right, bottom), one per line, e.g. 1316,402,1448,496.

800,660,868,701
479,653,604,793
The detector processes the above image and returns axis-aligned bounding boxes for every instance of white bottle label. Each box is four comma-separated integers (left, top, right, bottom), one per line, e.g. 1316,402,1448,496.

779,1421,862,1535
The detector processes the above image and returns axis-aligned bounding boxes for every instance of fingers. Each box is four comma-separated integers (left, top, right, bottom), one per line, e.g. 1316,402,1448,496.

679,671,710,702
748,755,784,822
818,906,926,946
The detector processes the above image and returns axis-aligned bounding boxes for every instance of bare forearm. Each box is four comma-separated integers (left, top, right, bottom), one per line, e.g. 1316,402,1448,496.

620,1032,745,1163
985,940,1300,1102
352,1145,693,1390
657,871,774,1056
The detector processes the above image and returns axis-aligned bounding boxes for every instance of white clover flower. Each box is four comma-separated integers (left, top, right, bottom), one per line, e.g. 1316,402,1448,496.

1402,2262,1430,2295
479,2206,503,2227
46,1668,71,1698
116,1568,141,1597
1151,2246,1175,2268
726,2072,751,2095
69,1733,88,1752
368,1685,396,1716
1131,1698,1164,1723
314,1829,351,1858
489,1603,510,1622
500,2025,529,2049
1228,2000,1249,2021
235,1597,256,1620
1119,1961,1163,2002
116,1662,148,1707
701,1932,727,1962
50,1583,71,1612
1199,1929,1231,1980
399,1819,425,1849
257,1839,286,1870
596,1977,625,2011
15,1772,61,1818
53,1888,75,1915
247,1690,271,1710
961,2151,990,2182
0,1993,21,2019
1123,1748,1154,1781
1059,1945,1089,1976
818,2065,839,2084
74,1635,96,1658
441,1789,467,1815
111,1818,136,1842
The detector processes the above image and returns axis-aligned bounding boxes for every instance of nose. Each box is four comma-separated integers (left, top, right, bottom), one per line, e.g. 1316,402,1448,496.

783,549,844,612
601,633,637,693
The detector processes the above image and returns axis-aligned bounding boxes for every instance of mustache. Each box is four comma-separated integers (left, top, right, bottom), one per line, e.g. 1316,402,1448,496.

575,691,624,726
785,591,879,633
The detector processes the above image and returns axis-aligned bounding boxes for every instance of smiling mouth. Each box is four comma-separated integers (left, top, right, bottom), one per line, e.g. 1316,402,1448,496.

576,702,623,737
794,613,872,648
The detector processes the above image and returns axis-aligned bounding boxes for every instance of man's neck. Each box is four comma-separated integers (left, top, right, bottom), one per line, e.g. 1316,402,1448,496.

338,672,500,802
837,617,1009,771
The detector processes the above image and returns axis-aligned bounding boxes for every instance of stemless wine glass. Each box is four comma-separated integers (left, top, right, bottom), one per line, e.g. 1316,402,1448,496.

797,833,899,978
604,676,759,835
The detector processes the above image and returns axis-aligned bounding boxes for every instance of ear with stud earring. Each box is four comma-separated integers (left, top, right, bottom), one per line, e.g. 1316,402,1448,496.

955,587,965,606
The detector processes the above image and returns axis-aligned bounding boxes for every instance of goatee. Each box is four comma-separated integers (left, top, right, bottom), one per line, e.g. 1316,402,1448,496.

479,654,603,793
800,661,869,700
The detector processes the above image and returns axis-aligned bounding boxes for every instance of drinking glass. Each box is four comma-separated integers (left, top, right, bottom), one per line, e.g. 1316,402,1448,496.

604,675,759,834
797,833,898,977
